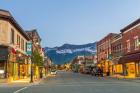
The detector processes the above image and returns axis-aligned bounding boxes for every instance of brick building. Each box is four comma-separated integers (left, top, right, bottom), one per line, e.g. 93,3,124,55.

111,33,123,75
119,18,140,78
26,29,43,79
97,33,118,76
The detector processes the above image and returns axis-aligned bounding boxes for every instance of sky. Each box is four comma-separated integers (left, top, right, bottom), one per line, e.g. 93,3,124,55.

0,0,140,47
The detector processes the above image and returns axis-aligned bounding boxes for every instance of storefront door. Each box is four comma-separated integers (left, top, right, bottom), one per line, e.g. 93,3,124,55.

126,62,136,78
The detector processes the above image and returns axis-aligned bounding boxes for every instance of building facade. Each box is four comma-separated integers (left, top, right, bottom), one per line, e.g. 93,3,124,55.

97,33,118,76
26,29,43,79
111,33,123,75
0,9,30,80
72,56,96,73
119,18,140,78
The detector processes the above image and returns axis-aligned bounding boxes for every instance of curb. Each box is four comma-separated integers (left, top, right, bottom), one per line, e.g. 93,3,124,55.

106,76,140,83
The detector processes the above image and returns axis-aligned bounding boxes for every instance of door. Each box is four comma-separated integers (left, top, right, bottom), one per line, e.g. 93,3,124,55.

127,62,135,78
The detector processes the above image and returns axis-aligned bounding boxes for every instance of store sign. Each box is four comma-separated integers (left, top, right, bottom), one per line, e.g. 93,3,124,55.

26,42,32,56
108,54,112,60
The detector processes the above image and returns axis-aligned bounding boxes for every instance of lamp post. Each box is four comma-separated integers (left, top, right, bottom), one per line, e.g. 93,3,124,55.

26,41,33,83
30,42,33,83
30,57,33,83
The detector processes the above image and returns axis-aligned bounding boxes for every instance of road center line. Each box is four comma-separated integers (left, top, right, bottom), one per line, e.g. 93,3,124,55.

13,87,28,93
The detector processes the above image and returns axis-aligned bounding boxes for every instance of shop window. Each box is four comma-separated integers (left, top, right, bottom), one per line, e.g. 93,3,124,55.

0,23,2,34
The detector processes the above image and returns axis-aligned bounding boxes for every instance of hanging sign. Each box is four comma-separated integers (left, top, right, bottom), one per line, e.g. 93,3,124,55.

26,42,32,56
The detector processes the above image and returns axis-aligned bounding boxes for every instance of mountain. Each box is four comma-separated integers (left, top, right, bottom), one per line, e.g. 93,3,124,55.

44,42,97,65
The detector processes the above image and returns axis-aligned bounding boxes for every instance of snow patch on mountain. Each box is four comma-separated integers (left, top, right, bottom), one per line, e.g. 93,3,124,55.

56,47,96,54
56,49,73,54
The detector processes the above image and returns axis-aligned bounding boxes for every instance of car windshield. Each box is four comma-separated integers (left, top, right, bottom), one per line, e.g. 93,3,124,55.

51,70,56,72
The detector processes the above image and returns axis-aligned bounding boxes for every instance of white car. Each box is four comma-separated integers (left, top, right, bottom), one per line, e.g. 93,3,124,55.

50,70,57,75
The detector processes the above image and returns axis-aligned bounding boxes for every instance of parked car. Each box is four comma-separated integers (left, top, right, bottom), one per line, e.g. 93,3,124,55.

91,67,97,76
83,68,90,74
50,70,57,75
91,67,103,77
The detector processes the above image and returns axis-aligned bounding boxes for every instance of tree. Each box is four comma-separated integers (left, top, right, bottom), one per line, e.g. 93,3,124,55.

32,50,44,66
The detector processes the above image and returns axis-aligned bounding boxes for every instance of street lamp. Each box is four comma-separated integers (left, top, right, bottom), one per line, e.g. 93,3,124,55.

30,41,33,83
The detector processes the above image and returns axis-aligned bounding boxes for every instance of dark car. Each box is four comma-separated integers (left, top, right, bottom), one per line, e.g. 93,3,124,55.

83,68,90,74
91,67,103,77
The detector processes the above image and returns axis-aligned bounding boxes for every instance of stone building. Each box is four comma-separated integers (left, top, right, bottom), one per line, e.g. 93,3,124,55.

0,9,30,81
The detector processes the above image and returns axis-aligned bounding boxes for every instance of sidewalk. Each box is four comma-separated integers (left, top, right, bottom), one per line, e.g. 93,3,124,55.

12,78,41,83
0,78,7,83
0,78,43,87
107,75,140,83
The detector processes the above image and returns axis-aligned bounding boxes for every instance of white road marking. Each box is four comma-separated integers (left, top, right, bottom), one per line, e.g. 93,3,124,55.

13,82,40,93
13,87,28,93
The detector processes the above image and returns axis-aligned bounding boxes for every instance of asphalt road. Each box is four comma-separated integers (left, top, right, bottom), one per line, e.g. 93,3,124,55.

1,71,140,93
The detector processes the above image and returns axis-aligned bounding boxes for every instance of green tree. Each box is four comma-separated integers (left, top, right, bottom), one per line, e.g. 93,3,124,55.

32,50,44,66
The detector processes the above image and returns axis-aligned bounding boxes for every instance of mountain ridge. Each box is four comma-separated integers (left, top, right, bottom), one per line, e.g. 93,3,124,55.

45,42,97,64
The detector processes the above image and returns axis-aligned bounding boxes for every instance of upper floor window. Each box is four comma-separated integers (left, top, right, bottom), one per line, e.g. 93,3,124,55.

0,23,5,37
23,39,24,51
134,36,139,50
126,40,130,52
11,29,14,44
25,42,27,52
20,38,25,51
0,23,2,33
17,34,20,48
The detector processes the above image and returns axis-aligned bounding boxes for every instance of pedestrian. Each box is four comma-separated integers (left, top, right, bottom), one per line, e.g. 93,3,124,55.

40,70,43,79
100,68,103,77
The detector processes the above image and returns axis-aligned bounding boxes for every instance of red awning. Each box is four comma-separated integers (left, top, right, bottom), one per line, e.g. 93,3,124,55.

12,48,16,54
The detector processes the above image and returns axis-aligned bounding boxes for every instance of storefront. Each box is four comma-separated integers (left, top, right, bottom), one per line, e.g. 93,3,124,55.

16,52,29,79
112,57,123,75
126,62,136,77
113,64,123,74
0,46,8,79
98,60,113,76
119,53,140,78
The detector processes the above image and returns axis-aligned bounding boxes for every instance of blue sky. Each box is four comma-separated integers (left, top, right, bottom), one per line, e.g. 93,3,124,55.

0,0,140,47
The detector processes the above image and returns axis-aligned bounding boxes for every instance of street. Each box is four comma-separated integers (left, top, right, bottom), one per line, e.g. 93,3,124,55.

1,71,140,93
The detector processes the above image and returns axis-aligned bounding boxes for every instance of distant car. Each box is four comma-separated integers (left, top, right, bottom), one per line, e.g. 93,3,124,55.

50,70,57,75
83,68,90,74
91,67,103,77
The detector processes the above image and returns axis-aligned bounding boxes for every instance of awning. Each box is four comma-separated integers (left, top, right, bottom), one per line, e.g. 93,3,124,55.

118,53,140,64
0,47,8,61
112,57,121,64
